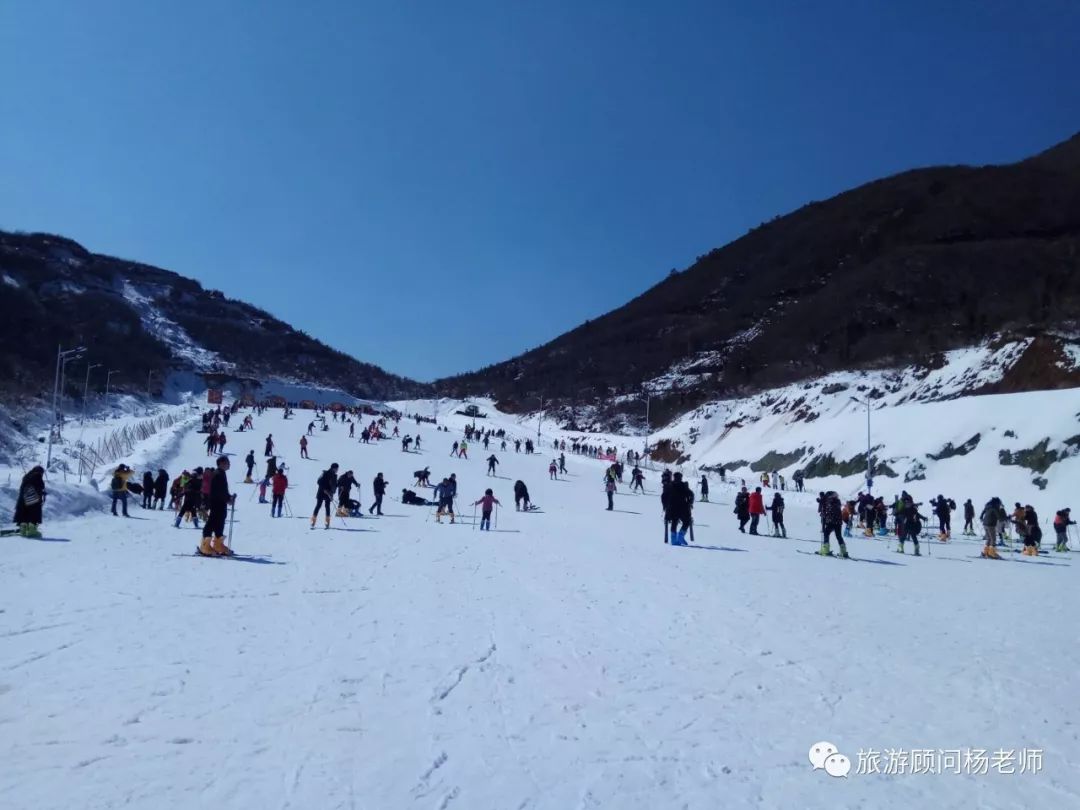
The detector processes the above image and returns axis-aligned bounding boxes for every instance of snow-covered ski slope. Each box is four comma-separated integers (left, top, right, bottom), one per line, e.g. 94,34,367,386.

3,402,1079,809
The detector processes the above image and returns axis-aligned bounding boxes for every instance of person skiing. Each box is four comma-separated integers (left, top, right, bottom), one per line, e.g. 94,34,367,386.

311,463,339,529
337,471,359,516
414,467,431,487
819,491,850,558
271,469,288,518
110,464,134,517
402,435,412,452
415,435,421,451
458,441,468,459
733,487,750,532
630,467,645,493
205,431,217,457
487,455,499,476
665,472,694,546
1054,508,1075,552
896,494,925,555
264,434,274,456
513,480,531,511
604,471,617,511
549,459,558,480
1022,505,1042,555
747,487,765,535
769,492,786,538
962,498,975,536
199,455,235,556
369,472,387,516
792,469,805,492
473,489,501,531
699,475,709,503
299,435,309,459
559,453,567,475
433,478,455,523
451,441,459,457
217,433,227,453
244,450,255,483
153,469,169,510
307,421,315,436
141,470,155,509
979,497,1003,558
265,455,277,481
514,439,521,453
175,469,202,529
13,465,45,538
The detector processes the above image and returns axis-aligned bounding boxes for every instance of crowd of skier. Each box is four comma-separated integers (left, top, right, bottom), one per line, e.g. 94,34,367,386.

8,401,1077,562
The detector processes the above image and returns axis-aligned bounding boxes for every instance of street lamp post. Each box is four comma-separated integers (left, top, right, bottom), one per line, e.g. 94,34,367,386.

105,370,121,417
536,395,544,440
850,397,872,494
82,363,102,424
46,345,86,467
642,392,651,456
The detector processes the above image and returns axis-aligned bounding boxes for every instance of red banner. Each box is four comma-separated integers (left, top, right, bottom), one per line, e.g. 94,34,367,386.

207,389,223,404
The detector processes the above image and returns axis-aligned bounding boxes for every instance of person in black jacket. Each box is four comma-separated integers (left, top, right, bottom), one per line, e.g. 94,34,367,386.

733,487,750,533
820,491,849,558
665,472,694,546
244,450,256,483
962,499,976,535
769,492,786,538
699,475,709,502
141,471,155,509
174,469,203,529
13,465,46,538
200,456,235,556
311,463,339,529
513,480,531,511
369,472,387,515
153,469,169,510
337,471,360,516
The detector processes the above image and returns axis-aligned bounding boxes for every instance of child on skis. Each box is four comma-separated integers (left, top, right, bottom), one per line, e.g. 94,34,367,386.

473,489,501,531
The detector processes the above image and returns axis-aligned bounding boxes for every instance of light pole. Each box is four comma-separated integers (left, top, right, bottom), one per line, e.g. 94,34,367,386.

46,345,86,467
82,363,101,424
850,397,872,494
536,395,544,440
105,370,121,417
146,369,154,400
642,392,651,456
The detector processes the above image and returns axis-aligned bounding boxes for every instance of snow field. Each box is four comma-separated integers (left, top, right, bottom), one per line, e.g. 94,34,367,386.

2,403,1078,809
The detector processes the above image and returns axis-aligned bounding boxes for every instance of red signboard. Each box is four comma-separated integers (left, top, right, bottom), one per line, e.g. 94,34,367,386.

207,389,223,404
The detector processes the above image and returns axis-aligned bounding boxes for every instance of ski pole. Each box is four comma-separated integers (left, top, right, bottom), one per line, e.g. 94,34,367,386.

227,499,236,547
472,503,477,531
494,503,499,530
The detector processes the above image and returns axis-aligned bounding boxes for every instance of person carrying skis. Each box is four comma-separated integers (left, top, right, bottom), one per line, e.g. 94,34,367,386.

244,450,255,483
979,497,1003,558
199,455,235,556
13,465,45,538
414,467,431,487
513,480,531,511
175,469,203,528
110,464,134,517
819,491,849,557
665,472,694,545
487,455,499,476
747,487,766,535
473,489,501,531
265,434,274,456
769,492,786,537
141,471,155,509
271,468,288,517
153,469,169,510
433,478,456,523
699,475,709,502
734,487,750,533
1054,508,1075,552
311,463,339,529
369,473,387,516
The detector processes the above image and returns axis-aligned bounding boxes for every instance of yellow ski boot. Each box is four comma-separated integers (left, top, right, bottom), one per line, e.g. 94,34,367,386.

211,536,233,556
199,536,217,556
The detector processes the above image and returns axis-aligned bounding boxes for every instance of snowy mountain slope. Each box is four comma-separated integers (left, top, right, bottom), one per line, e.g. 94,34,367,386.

398,334,1080,525
2,402,1077,809
0,230,425,401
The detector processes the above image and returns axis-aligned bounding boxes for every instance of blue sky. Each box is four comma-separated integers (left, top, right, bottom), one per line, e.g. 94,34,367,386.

2,1,1077,381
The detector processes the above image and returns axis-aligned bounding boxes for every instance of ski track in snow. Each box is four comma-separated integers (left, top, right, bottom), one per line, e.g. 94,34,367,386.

1,402,1078,809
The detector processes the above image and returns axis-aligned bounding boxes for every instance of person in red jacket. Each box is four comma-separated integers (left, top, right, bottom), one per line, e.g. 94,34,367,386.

748,486,766,535
271,469,289,518
473,488,501,531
